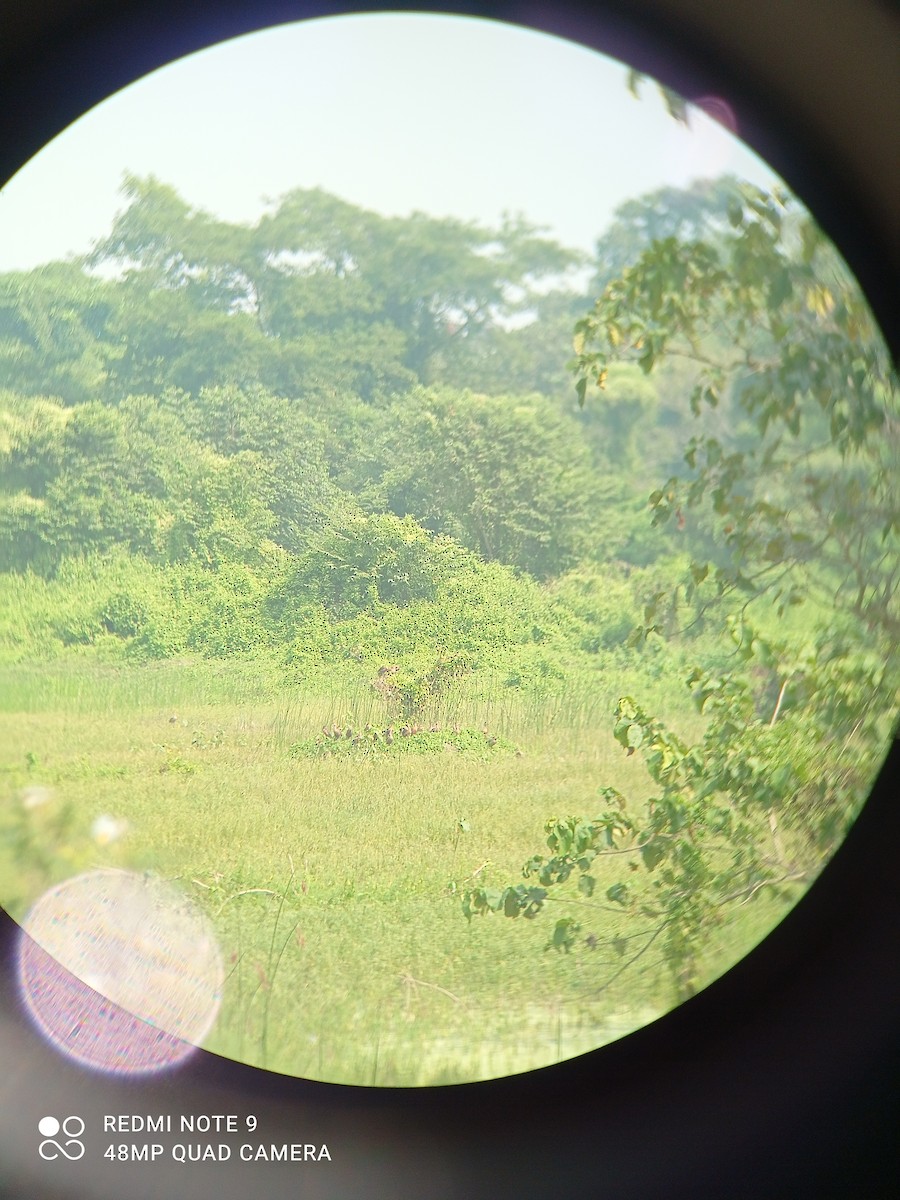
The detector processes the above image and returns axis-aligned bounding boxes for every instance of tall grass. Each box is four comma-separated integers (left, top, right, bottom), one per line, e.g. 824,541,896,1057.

0,656,283,713
0,654,795,1085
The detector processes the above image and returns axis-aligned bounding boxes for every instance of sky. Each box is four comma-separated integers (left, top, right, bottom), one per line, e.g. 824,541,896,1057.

0,12,783,273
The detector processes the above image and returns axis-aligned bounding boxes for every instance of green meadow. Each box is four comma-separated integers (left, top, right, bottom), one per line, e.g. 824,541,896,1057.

0,650,800,1086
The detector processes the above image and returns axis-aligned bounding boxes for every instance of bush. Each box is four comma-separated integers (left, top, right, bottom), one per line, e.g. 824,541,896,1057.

98,591,149,638
550,568,640,650
272,509,467,621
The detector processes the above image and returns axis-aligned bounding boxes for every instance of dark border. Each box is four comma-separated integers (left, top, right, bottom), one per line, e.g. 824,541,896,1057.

1,3,897,1197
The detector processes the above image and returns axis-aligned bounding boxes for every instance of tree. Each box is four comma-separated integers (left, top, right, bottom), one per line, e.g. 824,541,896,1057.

591,176,742,293
87,177,585,398
572,361,659,470
435,288,591,399
359,387,598,579
100,279,271,398
0,395,175,569
87,174,258,310
0,389,281,571
257,192,584,381
575,183,898,647
0,263,116,404
163,382,353,556
273,506,464,620
161,446,277,567
464,180,898,1001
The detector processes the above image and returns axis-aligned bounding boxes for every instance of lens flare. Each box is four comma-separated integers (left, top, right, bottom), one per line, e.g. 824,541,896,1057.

692,95,739,134
17,869,223,1075
662,93,741,180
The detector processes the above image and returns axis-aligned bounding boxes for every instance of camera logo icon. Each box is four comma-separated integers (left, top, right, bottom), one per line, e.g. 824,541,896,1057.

38,1115,85,1161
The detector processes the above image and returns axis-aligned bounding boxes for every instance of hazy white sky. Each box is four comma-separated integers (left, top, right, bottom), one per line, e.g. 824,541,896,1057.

0,12,782,272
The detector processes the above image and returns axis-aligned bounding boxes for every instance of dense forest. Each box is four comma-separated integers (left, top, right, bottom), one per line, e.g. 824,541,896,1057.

1,171,896,1083
0,175,737,672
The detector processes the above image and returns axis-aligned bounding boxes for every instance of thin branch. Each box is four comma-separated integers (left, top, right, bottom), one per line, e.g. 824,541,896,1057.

214,887,278,916
719,870,807,906
398,972,465,1005
768,678,788,727
592,921,668,996
541,892,658,917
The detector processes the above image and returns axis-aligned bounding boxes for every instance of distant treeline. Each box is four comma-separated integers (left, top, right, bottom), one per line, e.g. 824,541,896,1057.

0,176,751,587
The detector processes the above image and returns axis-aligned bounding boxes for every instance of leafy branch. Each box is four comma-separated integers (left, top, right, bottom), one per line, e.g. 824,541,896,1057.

464,614,886,1000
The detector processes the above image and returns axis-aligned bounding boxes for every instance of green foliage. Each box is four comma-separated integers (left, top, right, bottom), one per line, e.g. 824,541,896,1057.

591,175,742,292
625,70,691,125
360,564,574,666
365,387,597,578
471,174,898,1003
435,290,589,399
462,883,548,922
550,568,640,651
1,164,894,1031
83,175,584,399
274,508,465,620
274,543,590,706
0,263,115,404
102,280,271,397
258,192,583,381
0,389,288,572
161,446,277,566
463,616,887,1000
456,152,896,1003
98,591,149,638
370,650,477,721
574,183,899,649
571,362,659,470
0,550,284,663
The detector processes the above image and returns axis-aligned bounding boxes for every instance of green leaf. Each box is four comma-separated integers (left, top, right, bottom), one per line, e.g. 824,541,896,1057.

578,874,596,898
640,837,668,871
800,219,821,263
626,723,644,750
606,883,629,905
766,268,793,310
727,198,744,228
547,917,580,953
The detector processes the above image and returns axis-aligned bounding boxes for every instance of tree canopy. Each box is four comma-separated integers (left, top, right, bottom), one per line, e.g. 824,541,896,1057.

575,182,898,648
82,175,586,398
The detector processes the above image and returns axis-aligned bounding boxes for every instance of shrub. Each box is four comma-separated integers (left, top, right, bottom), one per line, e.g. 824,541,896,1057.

98,591,149,638
550,567,640,650
276,509,466,620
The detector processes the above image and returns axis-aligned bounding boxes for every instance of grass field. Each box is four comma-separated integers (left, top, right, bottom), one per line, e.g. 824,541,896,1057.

0,654,800,1086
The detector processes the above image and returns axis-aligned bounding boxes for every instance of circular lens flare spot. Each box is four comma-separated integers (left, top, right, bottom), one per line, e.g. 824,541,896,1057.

692,95,739,134
663,93,740,180
17,869,223,1075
